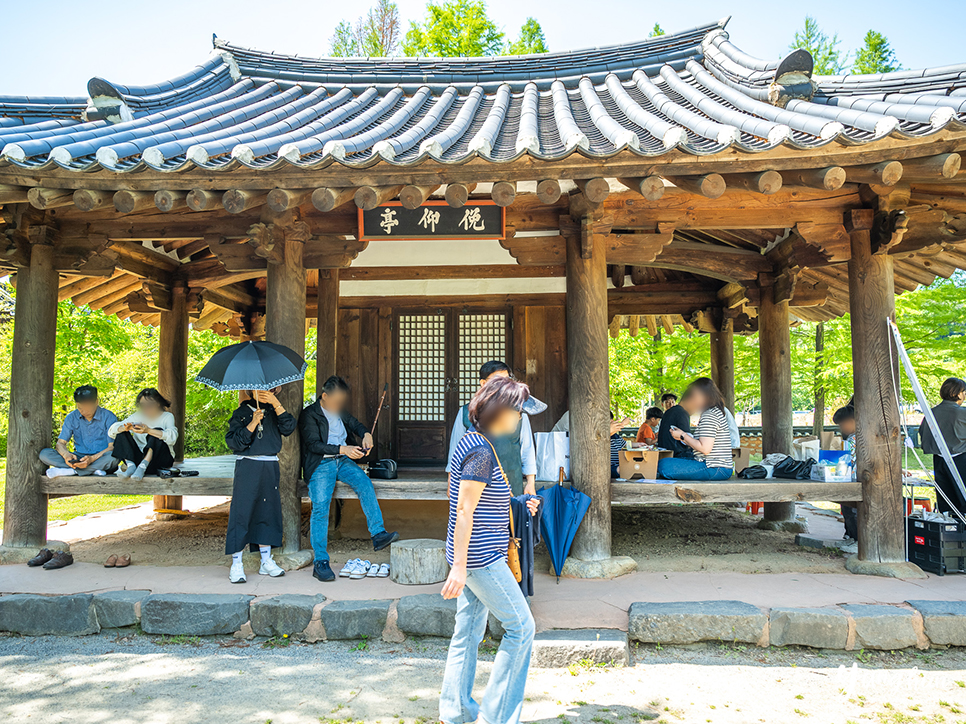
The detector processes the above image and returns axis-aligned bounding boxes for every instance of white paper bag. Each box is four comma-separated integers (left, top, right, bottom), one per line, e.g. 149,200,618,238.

536,431,570,482
792,436,820,462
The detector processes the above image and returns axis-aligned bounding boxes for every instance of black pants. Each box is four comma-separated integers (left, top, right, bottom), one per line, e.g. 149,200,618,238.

840,504,858,540
934,454,966,516
112,430,173,474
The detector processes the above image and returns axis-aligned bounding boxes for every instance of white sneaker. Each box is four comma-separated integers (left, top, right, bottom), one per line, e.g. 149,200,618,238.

350,560,372,579
229,560,247,584
339,559,358,577
259,558,285,577
376,563,390,578
367,561,380,577
94,469,107,477
46,468,76,479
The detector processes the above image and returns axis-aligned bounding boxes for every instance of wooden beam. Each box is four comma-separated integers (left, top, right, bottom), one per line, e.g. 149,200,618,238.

312,186,356,213
223,189,267,215
783,167,846,191
627,314,641,337
72,189,112,212
154,190,187,213
845,161,903,187
795,222,851,263
644,314,658,336
186,188,222,212
142,281,173,311
602,230,675,265
113,190,154,214
717,282,748,309
648,240,773,283
201,285,256,314
610,264,626,288
721,171,782,195
316,269,339,384
84,278,142,310
27,188,73,210
267,188,312,213
574,178,610,205
491,181,517,208
58,274,109,301
536,179,562,204
618,176,665,201
900,153,960,181
790,280,829,307
444,182,477,208
355,185,403,210
337,264,563,281
399,184,440,209
664,174,726,199
70,274,136,307
608,288,720,316
175,238,211,260
0,184,29,204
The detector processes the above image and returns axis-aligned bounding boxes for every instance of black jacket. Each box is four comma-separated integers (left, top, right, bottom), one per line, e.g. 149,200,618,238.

298,402,369,481
657,404,694,459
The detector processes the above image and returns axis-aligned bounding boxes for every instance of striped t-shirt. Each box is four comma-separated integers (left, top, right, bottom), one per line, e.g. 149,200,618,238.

693,407,734,469
446,431,511,570
610,434,626,469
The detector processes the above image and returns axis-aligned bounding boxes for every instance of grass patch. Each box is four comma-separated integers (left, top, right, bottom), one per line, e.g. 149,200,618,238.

154,634,203,646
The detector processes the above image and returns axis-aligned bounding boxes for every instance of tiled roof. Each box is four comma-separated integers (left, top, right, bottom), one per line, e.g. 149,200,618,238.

2,18,966,174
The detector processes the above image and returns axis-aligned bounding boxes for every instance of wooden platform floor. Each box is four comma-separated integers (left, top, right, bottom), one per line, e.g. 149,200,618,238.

39,455,862,505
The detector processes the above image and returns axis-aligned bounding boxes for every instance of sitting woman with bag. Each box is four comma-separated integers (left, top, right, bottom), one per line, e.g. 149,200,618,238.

657,377,734,481
439,376,539,724
109,388,179,481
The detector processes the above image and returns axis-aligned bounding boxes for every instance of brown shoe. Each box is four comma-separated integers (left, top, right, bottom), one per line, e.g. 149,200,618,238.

27,549,54,567
115,554,131,568
42,551,73,570
104,554,118,568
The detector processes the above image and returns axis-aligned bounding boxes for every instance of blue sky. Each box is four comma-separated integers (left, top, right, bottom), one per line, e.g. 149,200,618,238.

1,0,964,96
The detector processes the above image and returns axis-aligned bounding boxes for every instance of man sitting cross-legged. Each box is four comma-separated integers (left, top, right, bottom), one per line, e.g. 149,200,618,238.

299,375,399,583
40,385,119,478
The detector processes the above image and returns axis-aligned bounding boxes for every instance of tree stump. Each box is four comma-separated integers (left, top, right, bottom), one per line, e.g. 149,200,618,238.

390,539,449,585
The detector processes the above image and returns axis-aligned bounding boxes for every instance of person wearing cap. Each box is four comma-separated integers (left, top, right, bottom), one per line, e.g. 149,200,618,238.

40,385,119,478
446,360,546,496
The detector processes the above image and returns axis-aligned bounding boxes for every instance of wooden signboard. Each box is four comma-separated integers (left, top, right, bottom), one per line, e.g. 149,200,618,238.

358,200,505,241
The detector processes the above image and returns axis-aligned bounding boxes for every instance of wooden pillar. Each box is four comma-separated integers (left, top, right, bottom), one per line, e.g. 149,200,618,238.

565,214,612,562
812,322,826,436
266,223,308,555
758,288,799,528
315,269,339,393
2,239,58,548
709,318,735,413
846,214,910,573
155,282,188,513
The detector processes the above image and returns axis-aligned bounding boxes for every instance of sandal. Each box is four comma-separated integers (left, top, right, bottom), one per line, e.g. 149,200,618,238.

115,554,131,568
104,554,118,568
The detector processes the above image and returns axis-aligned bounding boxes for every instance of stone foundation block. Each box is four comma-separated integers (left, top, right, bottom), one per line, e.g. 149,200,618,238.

250,594,327,638
628,601,766,645
93,590,150,629
140,594,253,636
769,607,848,649
319,600,391,640
907,600,966,646
397,594,458,637
531,629,629,668
841,605,917,650
0,593,98,636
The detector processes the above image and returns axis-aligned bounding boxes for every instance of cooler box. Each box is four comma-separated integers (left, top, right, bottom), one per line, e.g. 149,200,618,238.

907,517,966,576
618,449,672,480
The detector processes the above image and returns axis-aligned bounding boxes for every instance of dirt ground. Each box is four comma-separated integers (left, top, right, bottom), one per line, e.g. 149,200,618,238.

70,501,846,574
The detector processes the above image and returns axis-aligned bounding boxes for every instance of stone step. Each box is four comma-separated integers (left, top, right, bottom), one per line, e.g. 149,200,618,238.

531,629,629,668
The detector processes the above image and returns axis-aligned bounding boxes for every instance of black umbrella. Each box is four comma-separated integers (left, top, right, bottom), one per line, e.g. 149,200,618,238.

196,340,307,392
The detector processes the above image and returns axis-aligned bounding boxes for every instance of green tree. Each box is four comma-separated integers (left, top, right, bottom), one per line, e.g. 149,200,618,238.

649,23,665,38
403,0,505,57
790,16,847,75
505,17,548,55
853,30,899,74
330,0,401,57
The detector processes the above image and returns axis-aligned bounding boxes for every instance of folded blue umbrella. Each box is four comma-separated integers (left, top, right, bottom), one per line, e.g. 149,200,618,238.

537,483,591,582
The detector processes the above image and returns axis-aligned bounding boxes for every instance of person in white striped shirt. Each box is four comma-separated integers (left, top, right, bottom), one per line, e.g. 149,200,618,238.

657,377,734,481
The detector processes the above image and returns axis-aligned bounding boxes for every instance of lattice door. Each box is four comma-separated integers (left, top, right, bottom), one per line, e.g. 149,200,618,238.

458,313,508,405
397,314,447,422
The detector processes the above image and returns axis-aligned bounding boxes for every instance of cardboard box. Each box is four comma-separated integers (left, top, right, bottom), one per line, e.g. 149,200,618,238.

732,447,751,473
618,448,672,480
820,431,844,450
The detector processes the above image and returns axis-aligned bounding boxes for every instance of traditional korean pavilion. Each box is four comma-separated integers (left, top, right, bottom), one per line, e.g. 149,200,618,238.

2,18,965,576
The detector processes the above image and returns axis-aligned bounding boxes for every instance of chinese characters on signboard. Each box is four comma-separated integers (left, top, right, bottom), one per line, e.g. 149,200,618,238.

359,201,505,240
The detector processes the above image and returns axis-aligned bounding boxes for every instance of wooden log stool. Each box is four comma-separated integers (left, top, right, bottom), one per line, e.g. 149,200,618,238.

390,538,449,585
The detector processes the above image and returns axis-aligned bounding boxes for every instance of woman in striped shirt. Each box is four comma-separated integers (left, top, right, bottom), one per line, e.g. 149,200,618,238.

440,376,539,724
657,377,734,481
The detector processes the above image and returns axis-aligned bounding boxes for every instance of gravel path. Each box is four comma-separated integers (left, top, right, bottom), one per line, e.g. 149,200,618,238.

2,633,965,723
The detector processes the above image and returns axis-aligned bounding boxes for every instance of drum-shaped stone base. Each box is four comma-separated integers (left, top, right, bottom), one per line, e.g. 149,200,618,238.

390,538,449,585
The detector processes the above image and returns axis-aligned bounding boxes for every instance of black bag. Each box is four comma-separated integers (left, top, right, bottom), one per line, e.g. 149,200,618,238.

369,459,398,480
738,465,768,479
772,456,816,480
158,468,199,479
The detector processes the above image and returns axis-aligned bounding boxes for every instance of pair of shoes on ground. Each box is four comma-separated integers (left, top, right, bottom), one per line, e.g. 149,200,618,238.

340,559,390,579
311,531,399,583
45,467,108,478
104,554,131,568
229,557,286,584
27,549,73,570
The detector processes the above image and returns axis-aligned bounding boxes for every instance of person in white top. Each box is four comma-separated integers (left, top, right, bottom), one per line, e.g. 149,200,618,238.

108,388,179,481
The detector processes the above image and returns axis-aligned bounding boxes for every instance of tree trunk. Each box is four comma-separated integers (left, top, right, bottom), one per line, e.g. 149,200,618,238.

316,269,339,393
3,242,58,547
812,322,825,436
566,216,611,561
266,235,307,554
156,283,189,513
710,318,735,413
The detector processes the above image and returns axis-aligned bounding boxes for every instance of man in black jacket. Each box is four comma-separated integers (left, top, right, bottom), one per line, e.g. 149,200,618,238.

657,397,695,460
299,375,398,582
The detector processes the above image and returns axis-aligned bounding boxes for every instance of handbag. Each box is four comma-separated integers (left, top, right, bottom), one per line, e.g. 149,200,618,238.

368,459,398,480
465,432,523,583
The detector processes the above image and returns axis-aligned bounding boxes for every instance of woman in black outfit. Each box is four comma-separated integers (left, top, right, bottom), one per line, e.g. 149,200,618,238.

921,377,966,515
224,388,296,584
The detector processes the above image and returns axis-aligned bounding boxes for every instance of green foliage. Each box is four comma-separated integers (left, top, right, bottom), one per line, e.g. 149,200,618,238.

853,30,900,74
403,0,505,57
329,0,401,57
648,23,665,38
505,18,548,55
790,16,847,75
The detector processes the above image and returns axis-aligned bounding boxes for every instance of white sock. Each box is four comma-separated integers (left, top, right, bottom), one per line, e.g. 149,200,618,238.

137,460,149,469
232,551,244,564
259,545,272,563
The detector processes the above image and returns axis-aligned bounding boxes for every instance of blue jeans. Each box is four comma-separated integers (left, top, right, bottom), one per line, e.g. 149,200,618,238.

308,457,386,563
658,457,733,481
439,559,535,724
